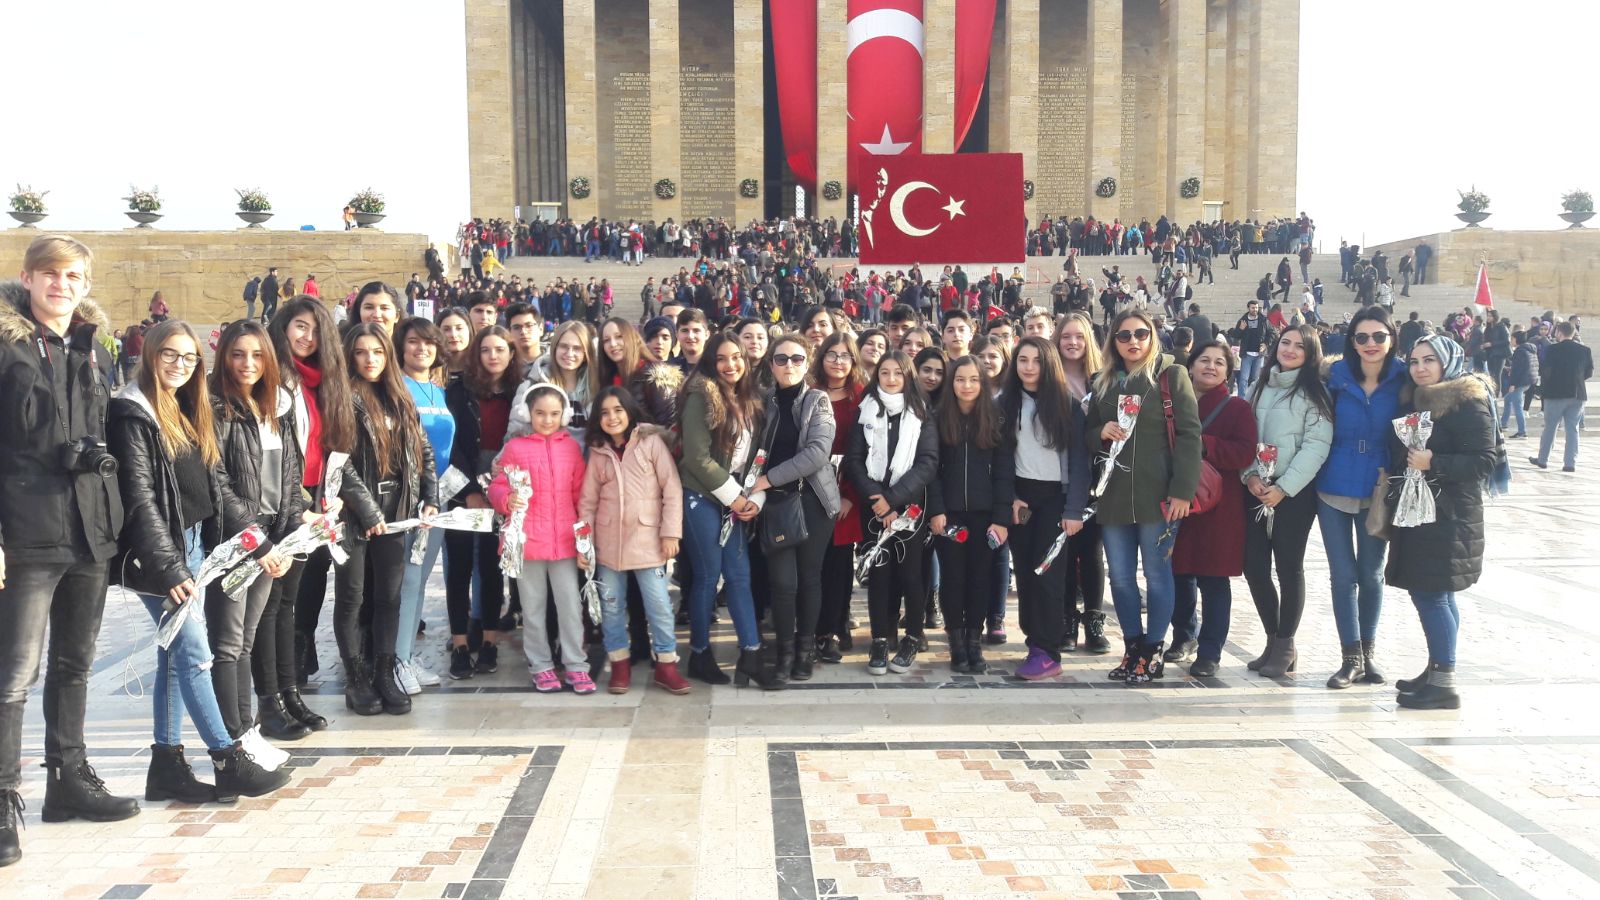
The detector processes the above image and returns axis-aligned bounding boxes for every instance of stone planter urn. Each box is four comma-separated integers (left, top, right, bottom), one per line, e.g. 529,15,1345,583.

1559,211,1594,229
8,211,46,227
236,210,273,228
126,211,163,228
1454,211,1490,228
353,211,385,228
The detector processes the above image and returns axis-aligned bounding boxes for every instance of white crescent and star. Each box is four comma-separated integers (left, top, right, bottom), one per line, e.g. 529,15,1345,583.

848,8,924,157
888,181,966,238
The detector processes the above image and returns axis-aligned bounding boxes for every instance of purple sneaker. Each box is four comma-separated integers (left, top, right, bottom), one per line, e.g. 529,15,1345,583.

1015,647,1062,681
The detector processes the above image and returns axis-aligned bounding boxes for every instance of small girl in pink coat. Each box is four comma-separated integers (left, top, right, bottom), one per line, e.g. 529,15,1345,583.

489,385,592,694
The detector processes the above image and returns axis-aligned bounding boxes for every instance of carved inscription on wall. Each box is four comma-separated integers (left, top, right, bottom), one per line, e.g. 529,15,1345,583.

1120,74,1138,220
602,71,654,221
680,65,735,218
1036,66,1087,216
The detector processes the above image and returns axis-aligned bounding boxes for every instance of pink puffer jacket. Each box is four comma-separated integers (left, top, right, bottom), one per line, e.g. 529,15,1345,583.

578,425,683,572
488,430,585,560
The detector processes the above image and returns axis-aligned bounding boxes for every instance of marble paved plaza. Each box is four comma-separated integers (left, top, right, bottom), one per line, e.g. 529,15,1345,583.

2,451,1596,899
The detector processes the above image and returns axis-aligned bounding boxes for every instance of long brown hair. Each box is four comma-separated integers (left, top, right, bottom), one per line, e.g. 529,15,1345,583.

595,317,645,387
937,356,1003,449
807,332,867,391
689,332,763,455
210,319,282,431
464,325,519,398
1251,323,1335,420
342,324,423,479
267,296,356,453
137,321,220,465
1093,308,1160,398
1003,336,1075,449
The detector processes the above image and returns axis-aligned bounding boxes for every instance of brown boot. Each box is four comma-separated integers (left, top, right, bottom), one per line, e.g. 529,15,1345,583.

651,654,692,694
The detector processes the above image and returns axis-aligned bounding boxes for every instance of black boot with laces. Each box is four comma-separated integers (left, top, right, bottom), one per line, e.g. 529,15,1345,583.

1,789,23,867
40,761,139,823
210,742,291,800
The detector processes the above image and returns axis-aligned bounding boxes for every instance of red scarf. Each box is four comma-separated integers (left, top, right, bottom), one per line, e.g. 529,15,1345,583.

293,357,326,487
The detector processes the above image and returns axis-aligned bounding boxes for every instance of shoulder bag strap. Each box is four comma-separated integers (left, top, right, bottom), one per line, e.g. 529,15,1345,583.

1159,366,1177,453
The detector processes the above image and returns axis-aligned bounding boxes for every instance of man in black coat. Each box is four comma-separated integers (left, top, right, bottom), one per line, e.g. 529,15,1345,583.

1179,303,1218,342
259,266,279,322
1530,321,1592,472
0,238,140,865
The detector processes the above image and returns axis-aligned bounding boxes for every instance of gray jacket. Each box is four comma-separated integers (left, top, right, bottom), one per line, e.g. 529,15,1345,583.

760,386,841,518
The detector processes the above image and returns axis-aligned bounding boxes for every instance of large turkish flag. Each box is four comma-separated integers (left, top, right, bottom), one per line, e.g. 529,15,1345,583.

857,153,1024,264
847,0,924,192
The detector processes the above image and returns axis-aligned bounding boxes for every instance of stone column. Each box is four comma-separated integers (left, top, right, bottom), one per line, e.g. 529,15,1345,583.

563,2,599,221
734,0,765,222
1006,0,1041,224
1225,0,1253,220
1164,0,1205,223
1203,1,1229,214
1085,0,1123,221
651,0,684,223
816,0,849,222
465,0,515,218
922,0,956,154
1251,0,1299,217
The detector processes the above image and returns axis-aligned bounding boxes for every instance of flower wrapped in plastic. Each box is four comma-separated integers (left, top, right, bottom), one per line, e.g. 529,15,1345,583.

405,508,497,564
720,450,768,547
219,514,344,602
855,503,923,586
1033,506,1094,575
1391,411,1437,528
1253,443,1279,536
573,521,602,623
499,466,532,579
191,524,268,591
1093,394,1143,496
935,523,969,543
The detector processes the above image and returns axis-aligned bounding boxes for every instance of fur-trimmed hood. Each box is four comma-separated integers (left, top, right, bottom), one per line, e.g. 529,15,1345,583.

1406,372,1492,419
0,279,111,344
641,359,683,392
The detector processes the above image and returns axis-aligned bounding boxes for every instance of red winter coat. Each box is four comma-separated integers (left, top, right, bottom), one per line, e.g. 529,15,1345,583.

488,429,586,560
829,388,864,545
1170,383,1257,577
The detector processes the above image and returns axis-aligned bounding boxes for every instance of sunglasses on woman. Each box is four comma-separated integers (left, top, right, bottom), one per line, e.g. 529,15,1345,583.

1352,332,1390,346
1114,328,1153,343
770,353,807,367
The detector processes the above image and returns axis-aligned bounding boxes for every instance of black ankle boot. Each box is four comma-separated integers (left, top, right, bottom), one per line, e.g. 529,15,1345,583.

1326,643,1366,689
258,694,311,741
280,689,328,731
816,635,843,664
791,637,817,681
772,642,795,688
688,649,731,685
294,631,318,684
1083,612,1111,654
735,646,784,690
372,655,412,715
1109,639,1139,680
210,743,290,799
40,762,139,823
1126,642,1166,685
924,603,942,630
1360,639,1386,684
1062,612,1079,652
0,789,21,867
947,630,969,673
1396,664,1460,710
342,657,382,715
965,632,988,674
144,744,217,804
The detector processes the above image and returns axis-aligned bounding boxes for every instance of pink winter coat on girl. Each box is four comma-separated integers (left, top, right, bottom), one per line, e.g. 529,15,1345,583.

578,425,684,572
488,429,586,560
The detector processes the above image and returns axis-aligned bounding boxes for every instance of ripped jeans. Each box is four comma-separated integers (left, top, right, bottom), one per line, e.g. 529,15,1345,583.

596,565,678,659
136,525,234,752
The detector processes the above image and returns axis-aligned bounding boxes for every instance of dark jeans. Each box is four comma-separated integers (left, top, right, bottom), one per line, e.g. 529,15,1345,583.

818,541,855,639
446,528,504,637
204,567,272,738
862,512,928,641
987,544,1011,628
762,489,833,644
1172,574,1232,661
1244,488,1317,639
294,544,334,637
933,511,994,630
0,558,109,790
1062,518,1105,617
253,563,299,695
1012,478,1067,660
335,532,407,661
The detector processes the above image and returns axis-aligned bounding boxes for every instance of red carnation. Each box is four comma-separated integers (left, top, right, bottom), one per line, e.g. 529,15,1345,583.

239,527,262,552
904,504,922,519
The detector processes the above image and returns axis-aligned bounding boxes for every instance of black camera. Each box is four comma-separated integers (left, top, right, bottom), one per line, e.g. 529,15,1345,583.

60,438,118,478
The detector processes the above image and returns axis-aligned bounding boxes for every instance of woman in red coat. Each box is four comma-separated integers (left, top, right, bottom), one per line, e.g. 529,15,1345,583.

811,333,866,660
1169,339,1258,676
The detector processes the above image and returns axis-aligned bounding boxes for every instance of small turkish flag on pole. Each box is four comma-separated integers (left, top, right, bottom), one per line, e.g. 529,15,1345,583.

856,153,1025,264
1474,262,1494,307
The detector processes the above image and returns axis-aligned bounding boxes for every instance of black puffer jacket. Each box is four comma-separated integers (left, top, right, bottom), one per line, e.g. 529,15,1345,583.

842,395,940,512
0,281,122,564
211,388,309,541
340,393,437,544
1384,374,1497,593
927,413,1016,524
108,384,263,596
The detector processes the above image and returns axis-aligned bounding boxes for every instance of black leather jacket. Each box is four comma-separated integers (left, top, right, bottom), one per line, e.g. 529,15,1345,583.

211,389,309,542
341,394,438,543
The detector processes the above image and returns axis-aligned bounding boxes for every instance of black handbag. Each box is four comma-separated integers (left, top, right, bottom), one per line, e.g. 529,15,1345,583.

759,486,809,553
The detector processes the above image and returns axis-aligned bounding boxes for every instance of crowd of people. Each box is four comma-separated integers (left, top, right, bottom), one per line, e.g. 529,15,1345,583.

3,224,1588,868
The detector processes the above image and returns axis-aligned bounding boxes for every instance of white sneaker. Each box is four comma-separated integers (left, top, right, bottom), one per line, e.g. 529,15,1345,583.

395,658,422,696
407,656,442,687
242,726,290,772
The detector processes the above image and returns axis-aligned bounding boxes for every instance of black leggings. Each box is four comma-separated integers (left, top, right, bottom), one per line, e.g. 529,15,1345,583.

335,532,406,660
253,566,298,695
762,489,833,644
863,513,928,642
818,541,855,639
445,528,504,637
933,511,994,630
293,545,334,637
1243,487,1317,639
1063,518,1105,618
1012,478,1067,660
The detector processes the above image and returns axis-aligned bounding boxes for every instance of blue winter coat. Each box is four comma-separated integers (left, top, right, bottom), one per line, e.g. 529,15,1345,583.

1316,356,1407,499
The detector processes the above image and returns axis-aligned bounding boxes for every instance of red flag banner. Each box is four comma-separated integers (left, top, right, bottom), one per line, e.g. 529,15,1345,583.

857,153,1025,264
847,0,924,192
953,0,997,150
1474,263,1494,307
771,0,819,186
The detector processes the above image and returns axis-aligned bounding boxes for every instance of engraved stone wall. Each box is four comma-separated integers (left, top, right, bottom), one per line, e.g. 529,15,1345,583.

596,0,653,220
680,0,736,218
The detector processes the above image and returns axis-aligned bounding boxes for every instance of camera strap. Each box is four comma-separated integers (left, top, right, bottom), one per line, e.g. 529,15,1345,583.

35,326,73,445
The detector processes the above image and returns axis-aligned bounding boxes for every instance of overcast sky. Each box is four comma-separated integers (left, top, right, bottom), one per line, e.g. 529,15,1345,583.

2,0,1593,251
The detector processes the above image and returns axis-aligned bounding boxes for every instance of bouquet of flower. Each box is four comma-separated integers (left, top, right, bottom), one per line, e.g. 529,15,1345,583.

1253,443,1279,536
855,504,923,586
1391,412,1437,527
499,466,532,578
719,449,768,547
573,521,603,623
1093,394,1143,496
405,508,497,564
936,523,969,543
192,525,268,591
219,514,344,601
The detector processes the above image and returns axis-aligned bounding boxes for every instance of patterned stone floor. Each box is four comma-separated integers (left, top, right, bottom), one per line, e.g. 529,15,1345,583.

1,446,1596,898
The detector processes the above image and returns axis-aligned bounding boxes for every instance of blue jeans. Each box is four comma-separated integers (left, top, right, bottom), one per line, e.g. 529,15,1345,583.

1536,397,1583,469
597,565,677,657
1171,574,1230,661
1317,498,1387,644
1410,590,1458,666
397,528,444,659
137,526,233,752
681,490,759,652
987,544,1011,629
1500,386,1526,433
1235,354,1263,397
1102,522,1177,646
